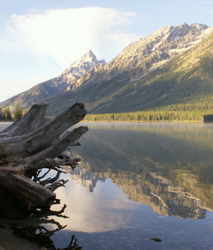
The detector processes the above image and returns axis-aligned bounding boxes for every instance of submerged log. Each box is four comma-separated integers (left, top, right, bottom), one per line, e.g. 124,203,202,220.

0,103,88,218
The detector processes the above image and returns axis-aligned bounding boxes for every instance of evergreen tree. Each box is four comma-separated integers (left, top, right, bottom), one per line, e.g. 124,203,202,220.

0,108,3,121
3,106,13,121
13,104,23,121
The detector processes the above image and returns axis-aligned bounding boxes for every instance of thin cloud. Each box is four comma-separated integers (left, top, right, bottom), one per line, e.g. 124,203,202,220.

3,7,141,66
0,7,143,102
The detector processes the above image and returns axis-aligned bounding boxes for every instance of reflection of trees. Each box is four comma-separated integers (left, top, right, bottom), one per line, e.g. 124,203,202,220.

79,124,213,183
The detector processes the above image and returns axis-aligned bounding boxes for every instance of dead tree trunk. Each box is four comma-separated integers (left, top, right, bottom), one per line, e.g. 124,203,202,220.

0,103,88,219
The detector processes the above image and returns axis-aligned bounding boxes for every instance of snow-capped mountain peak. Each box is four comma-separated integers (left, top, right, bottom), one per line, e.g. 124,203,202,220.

61,50,106,83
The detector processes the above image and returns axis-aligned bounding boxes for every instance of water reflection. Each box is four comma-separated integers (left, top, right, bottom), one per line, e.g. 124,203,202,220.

1,122,213,249
68,122,213,219
64,166,207,220
69,167,106,192
50,122,213,249
53,175,136,233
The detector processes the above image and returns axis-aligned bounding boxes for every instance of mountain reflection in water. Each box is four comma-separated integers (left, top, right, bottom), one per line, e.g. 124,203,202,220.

66,122,213,219
48,122,213,249
66,167,206,220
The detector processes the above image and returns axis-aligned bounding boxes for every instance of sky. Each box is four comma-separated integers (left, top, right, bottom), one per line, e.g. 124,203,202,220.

0,0,213,102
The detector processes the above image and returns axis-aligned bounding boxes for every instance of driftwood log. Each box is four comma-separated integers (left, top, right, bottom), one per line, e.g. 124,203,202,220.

0,103,88,219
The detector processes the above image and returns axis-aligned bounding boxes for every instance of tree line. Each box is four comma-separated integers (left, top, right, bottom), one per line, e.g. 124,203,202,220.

83,110,206,123
0,105,209,123
0,104,24,121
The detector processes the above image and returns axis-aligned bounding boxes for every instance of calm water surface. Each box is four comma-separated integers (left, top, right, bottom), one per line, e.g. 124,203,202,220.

1,122,213,249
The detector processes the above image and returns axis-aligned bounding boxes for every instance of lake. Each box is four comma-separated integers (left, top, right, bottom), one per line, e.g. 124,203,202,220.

1,122,213,249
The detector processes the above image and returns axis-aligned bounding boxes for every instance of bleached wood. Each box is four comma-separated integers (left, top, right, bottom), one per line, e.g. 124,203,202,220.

0,172,56,209
0,104,49,137
0,103,86,158
0,102,88,218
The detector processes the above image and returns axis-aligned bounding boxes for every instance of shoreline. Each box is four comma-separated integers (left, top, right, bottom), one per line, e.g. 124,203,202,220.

82,120,205,123
0,226,40,250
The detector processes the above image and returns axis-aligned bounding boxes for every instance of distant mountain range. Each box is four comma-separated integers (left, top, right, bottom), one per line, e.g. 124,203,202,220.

1,22,213,116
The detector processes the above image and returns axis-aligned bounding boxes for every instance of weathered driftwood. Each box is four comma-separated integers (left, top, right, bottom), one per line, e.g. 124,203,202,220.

0,103,88,218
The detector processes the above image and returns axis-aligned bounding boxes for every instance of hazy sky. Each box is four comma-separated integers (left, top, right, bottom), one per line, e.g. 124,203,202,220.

0,0,213,102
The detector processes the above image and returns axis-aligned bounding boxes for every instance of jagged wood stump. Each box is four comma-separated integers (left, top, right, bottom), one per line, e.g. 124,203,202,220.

0,103,88,219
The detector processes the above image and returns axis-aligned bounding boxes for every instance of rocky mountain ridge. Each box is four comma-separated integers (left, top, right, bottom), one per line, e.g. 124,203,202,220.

64,22,210,89
60,50,106,91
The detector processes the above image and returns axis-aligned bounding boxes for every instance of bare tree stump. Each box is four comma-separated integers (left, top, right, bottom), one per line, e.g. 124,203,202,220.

0,103,88,219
